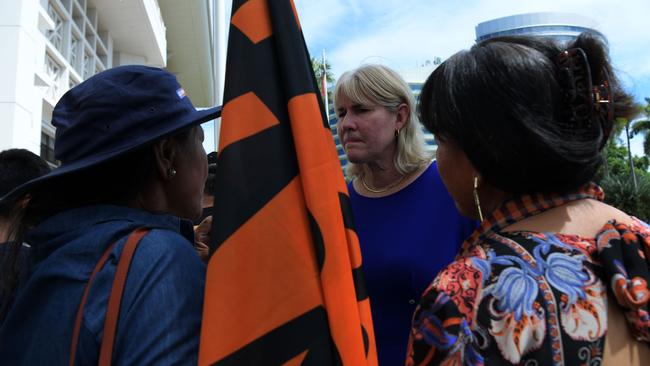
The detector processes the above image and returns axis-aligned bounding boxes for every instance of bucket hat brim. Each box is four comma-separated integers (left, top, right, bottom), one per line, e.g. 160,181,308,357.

0,105,221,210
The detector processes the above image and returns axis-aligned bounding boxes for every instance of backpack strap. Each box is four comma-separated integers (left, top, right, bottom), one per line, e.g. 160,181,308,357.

69,227,150,366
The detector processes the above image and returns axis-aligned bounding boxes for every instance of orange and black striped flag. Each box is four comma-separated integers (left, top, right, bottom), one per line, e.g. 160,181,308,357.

199,0,377,365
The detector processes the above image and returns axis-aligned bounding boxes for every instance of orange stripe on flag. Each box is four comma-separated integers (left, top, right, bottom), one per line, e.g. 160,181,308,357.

288,93,374,364
199,177,323,364
346,228,362,269
219,92,279,152
231,0,273,44
287,93,341,203
281,350,308,366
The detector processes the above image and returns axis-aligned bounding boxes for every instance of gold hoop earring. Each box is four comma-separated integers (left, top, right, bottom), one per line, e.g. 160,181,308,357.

395,128,400,138
473,175,484,222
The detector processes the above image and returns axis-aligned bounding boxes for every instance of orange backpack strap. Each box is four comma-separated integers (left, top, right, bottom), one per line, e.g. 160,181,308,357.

69,227,150,366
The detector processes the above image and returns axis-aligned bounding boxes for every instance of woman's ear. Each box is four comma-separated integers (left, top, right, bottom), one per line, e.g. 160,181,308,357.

395,103,409,130
151,137,178,181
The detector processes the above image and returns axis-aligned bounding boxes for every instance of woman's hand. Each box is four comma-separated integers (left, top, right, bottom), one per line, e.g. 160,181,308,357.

194,215,212,262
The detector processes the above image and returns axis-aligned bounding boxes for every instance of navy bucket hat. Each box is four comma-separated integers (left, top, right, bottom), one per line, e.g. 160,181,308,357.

0,65,221,207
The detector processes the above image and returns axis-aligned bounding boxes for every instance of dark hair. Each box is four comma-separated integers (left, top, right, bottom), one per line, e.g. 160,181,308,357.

0,128,194,321
0,149,51,199
420,33,637,194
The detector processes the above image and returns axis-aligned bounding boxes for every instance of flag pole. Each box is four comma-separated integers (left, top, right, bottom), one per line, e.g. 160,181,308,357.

322,49,329,119
213,0,228,151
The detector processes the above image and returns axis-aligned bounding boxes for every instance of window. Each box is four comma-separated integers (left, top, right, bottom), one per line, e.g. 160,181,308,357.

478,25,605,43
83,51,93,78
45,53,62,99
46,2,65,54
69,35,79,68
40,132,58,166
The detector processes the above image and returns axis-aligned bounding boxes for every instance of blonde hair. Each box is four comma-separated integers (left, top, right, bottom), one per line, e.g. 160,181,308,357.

334,64,431,178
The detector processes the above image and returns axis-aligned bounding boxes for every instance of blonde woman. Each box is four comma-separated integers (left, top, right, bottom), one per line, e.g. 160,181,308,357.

335,64,475,365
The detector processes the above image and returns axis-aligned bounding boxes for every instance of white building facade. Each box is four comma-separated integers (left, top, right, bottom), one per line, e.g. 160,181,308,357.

0,0,225,165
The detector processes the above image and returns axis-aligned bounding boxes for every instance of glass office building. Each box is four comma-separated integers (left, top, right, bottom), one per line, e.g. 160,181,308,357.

475,12,606,45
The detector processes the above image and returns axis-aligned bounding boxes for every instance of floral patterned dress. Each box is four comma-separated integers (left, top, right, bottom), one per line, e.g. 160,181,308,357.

406,184,650,365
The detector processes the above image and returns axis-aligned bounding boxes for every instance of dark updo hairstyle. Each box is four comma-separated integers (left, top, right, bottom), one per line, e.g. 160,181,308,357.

419,33,637,194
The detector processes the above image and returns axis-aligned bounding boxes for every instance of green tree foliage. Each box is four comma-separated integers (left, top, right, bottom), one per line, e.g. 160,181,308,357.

630,97,650,155
310,57,335,115
311,57,335,93
598,136,650,221
601,142,650,177
599,173,650,221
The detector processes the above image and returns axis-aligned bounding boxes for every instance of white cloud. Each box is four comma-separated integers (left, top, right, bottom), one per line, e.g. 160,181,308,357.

294,0,348,49
294,0,650,98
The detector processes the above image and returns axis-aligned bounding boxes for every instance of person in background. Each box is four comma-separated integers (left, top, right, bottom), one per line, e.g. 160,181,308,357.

407,33,649,365
194,151,217,262
0,149,51,296
0,149,51,243
0,65,221,365
334,64,476,365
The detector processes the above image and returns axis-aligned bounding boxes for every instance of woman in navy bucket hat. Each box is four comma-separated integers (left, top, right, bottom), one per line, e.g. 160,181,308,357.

0,65,221,365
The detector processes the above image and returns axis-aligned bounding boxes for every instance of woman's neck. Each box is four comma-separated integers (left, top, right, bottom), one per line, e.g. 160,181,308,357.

354,161,430,198
363,160,402,189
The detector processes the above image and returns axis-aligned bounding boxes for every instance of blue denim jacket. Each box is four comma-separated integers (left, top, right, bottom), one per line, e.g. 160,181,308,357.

0,205,205,365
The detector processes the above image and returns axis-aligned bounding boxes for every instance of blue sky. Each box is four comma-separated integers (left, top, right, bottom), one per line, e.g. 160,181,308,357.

205,0,650,156
293,0,650,156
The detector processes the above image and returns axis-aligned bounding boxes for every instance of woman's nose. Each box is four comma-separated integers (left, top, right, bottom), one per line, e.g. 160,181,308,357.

338,115,353,132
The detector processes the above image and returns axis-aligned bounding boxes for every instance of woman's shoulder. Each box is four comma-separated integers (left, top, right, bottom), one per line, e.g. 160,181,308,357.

132,226,200,264
421,251,488,323
117,227,204,303
503,198,636,238
407,253,486,365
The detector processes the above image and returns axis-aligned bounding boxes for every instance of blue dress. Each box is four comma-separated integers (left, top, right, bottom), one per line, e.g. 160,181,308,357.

348,161,476,365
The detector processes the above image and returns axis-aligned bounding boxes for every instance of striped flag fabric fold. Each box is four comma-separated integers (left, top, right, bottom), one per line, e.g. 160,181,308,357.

199,1,377,365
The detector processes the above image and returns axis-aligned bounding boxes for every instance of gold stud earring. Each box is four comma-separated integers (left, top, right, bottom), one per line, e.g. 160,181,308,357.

473,175,484,222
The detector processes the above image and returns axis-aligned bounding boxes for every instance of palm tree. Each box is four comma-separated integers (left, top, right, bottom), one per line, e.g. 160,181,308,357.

310,57,335,94
311,57,336,117
311,57,334,100
631,98,650,155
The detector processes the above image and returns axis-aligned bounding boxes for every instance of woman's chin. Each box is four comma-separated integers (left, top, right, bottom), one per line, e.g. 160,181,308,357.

345,152,368,164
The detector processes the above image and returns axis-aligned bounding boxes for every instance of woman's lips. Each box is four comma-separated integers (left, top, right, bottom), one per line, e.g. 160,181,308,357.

344,137,363,146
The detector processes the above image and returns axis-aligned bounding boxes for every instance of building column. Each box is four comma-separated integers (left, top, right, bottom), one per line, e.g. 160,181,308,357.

0,0,47,153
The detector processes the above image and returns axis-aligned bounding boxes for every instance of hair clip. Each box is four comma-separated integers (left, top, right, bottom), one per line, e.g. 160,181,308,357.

593,79,614,149
555,48,593,127
593,82,610,107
